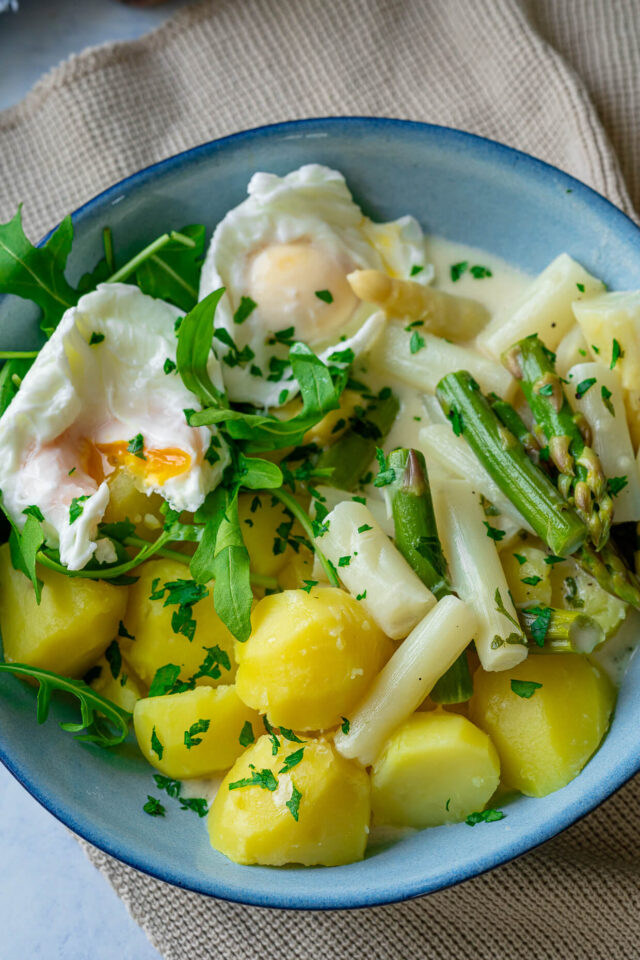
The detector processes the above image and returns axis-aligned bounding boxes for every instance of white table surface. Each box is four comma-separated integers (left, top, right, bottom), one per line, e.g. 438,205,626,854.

0,7,197,956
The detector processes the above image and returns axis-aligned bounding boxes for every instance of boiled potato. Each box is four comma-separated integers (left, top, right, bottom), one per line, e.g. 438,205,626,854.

235,587,392,730
238,492,305,579
134,684,258,778
277,549,314,590
501,544,552,609
102,467,164,541
89,651,147,713
469,654,614,797
371,711,500,828
0,543,127,676
573,291,640,391
209,734,370,865
122,559,236,688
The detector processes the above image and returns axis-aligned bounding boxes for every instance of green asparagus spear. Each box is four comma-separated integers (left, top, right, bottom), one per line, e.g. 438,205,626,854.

578,540,640,610
504,335,612,549
316,390,399,490
521,607,603,653
488,392,548,469
436,371,587,557
387,447,472,703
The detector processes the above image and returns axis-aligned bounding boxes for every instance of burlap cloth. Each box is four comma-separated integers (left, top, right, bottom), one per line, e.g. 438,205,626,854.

2,1,640,956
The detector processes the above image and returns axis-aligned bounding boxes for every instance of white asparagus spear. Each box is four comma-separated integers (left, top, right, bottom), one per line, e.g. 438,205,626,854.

334,595,477,766
433,479,528,671
566,361,640,523
477,253,604,360
418,424,533,532
369,321,514,398
556,324,589,379
313,501,435,639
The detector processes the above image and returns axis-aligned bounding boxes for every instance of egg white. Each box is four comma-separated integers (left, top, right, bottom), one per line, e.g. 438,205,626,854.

199,164,431,407
0,283,229,571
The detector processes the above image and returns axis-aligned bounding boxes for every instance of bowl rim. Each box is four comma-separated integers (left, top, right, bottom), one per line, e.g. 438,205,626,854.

2,115,640,910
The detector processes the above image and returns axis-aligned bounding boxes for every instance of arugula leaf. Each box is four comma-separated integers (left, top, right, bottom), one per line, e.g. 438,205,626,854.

136,224,205,312
0,208,78,336
190,343,344,451
211,493,253,643
0,494,44,602
0,661,131,747
190,486,227,585
236,455,283,490
176,287,227,408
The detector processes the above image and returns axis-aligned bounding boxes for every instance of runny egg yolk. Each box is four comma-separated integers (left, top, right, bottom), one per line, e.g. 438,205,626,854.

247,242,358,343
79,439,192,487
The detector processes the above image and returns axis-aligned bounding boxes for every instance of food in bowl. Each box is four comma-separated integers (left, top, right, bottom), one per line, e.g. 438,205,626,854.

0,163,636,868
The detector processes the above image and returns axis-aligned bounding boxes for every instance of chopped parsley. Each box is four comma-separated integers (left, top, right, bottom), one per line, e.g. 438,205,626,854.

410,265,424,276
104,640,122,680
483,522,505,542
238,721,255,747
409,331,426,354
450,261,468,282
314,289,333,304
513,553,527,565
127,433,146,460
523,605,552,646
328,347,355,365
575,377,596,399
69,494,91,525
279,748,305,773
601,384,615,416
537,382,555,397
357,524,373,533
143,796,166,817
151,727,164,760
229,765,278,792
213,327,255,367
23,504,44,521
373,447,395,487
286,784,302,821
494,588,520,630
608,476,628,497
278,389,289,405
184,718,211,749
356,590,367,601
340,717,350,735
153,774,181,798
448,407,463,436
510,678,542,699
563,576,584,609
521,575,542,586
300,580,318,593
151,578,209,643
338,555,351,567
233,296,257,325
611,338,623,369
178,797,208,817
118,619,135,640
163,357,177,375
263,716,280,755
544,555,565,565
465,809,505,826
576,282,585,293
89,331,105,345
469,265,492,279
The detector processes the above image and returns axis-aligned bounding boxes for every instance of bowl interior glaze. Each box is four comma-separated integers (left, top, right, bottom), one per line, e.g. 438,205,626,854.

1,118,639,909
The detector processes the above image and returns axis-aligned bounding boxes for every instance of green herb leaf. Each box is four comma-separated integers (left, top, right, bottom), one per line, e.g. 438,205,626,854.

357,524,373,533
575,377,596,399
544,555,565,565
286,784,302,821
356,590,367,601
279,747,304,773
576,282,585,292
469,265,492,279
300,580,318,593
513,553,527,565
151,727,164,760
0,357,33,416
211,493,253,642
465,809,505,826
153,774,181,798
410,265,424,277
176,287,227,409
163,358,177,375
0,208,77,336
611,338,623,369
69,495,91,525
494,588,520,630
483,522,505,542
279,727,305,743
522,605,552,646
520,575,542,586
104,640,122,680
328,348,355,365
178,797,209,817
601,384,615,416
232,295,257,325
448,407,463,436
229,765,278,792
136,224,205,313
148,663,182,697
315,289,333,303
608,476,628,497
340,716,350,735
0,662,131,747
89,332,105,346
143,796,166,817
127,433,146,460
184,717,211,749
510,678,542,699
409,331,426,354
563,576,584,609
239,721,255,747
450,261,468,282
537,382,555,397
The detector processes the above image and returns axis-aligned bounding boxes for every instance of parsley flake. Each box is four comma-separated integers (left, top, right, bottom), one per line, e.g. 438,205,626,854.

523,605,552,646
450,261,468,282
239,721,255,747
409,331,426,354
575,377,596,399
143,796,166,817
340,717,350,735
469,265,492,279
521,575,542,586
513,553,527,566
483,522,505,542
179,797,208,817
601,384,615,416
608,476,628,497
69,495,90,525
410,265,424,277
229,765,278,792
233,296,257,325
151,727,164,760
544,555,565,565
286,784,302,821
510,678,542,699
279,748,304,773
127,433,146,460
184,718,211,749
576,282,585,293
465,809,505,826
611,338,624,369
338,555,351,567
300,580,318,593
448,407,463,436
315,289,333,304
357,524,373,533
163,357,177,375
89,331,105,346
356,590,367,601
153,774,181,798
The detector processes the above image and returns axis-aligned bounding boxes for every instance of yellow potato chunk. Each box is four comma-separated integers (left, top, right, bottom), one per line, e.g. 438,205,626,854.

134,684,258,779
103,467,164,541
90,654,147,713
235,587,392,730
502,544,552,609
209,734,370,865
0,543,127,676
122,558,237,688
238,492,305,579
469,654,614,797
371,711,500,828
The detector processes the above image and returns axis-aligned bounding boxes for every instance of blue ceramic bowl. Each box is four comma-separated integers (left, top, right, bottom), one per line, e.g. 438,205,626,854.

1,118,640,909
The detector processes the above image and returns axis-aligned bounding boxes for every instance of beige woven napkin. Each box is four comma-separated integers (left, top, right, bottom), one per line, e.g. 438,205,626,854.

2,1,640,956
